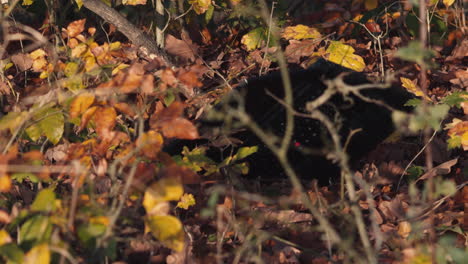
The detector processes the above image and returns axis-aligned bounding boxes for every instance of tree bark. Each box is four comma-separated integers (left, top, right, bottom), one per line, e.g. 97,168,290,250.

82,0,172,65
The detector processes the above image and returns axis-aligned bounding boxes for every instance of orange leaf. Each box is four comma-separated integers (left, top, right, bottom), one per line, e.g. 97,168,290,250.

78,106,98,132
94,107,117,139
160,117,199,139
66,19,86,38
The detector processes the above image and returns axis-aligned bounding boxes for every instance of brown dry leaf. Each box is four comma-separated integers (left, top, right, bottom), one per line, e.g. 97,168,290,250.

159,164,200,184
160,118,199,139
159,68,178,88
69,92,95,118
94,106,117,139
178,70,202,96
416,158,458,182
284,39,320,64
137,130,164,160
66,19,86,38
165,34,196,62
397,221,411,238
11,53,33,71
113,102,136,117
450,69,468,88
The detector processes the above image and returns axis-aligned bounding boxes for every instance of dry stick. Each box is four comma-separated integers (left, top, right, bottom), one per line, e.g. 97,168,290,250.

155,0,165,48
82,0,173,66
418,1,437,261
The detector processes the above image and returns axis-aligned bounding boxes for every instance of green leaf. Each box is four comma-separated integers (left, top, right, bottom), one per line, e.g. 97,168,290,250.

25,107,64,144
441,92,468,107
20,215,52,246
25,124,41,142
38,108,64,144
404,98,421,107
11,173,39,183
31,189,56,212
447,136,461,149
0,112,28,134
233,146,258,161
0,243,25,263
396,41,436,68
77,223,106,249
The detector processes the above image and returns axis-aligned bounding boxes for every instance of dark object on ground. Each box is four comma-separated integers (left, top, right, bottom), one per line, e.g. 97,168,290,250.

206,59,414,185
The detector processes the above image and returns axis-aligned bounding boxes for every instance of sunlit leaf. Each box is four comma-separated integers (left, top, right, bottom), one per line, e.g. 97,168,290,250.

24,244,50,264
137,130,164,159
66,19,86,38
143,178,184,214
176,193,196,210
400,77,432,101
326,41,365,72
69,93,95,118
146,215,185,252
189,0,211,15
443,0,455,7
0,174,12,193
282,25,321,40
31,188,56,212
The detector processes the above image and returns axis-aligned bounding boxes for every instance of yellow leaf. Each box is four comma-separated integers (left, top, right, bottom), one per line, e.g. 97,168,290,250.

241,28,266,51
143,178,184,214
89,216,110,225
112,63,129,75
443,0,455,7
22,0,33,5
461,131,468,151
282,24,322,40
326,41,365,72
123,0,147,5
29,49,46,60
189,0,211,15
71,43,88,58
364,0,378,10
24,244,50,264
0,229,12,246
109,41,121,51
146,215,185,252
177,193,196,210
0,174,12,193
69,93,95,118
32,57,48,72
400,77,432,101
